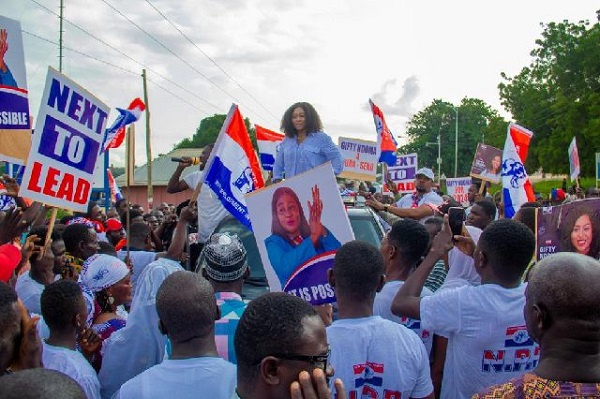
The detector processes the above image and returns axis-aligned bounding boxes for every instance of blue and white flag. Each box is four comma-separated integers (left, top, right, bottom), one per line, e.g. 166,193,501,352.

202,105,265,230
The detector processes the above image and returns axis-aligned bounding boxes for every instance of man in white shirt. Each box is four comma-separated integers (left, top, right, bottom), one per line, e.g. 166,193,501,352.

366,168,444,221
166,144,229,246
392,218,538,399
328,240,434,399
40,280,101,399
116,271,236,399
373,219,434,354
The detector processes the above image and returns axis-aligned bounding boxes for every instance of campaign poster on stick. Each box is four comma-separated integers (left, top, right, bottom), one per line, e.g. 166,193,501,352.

245,163,355,305
19,67,110,212
446,177,472,206
338,137,377,181
387,153,418,193
536,198,600,261
470,143,502,184
0,16,31,164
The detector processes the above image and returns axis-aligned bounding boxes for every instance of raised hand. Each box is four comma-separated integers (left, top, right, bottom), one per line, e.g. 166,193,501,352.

11,300,42,370
290,369,346,399
307,185,324,245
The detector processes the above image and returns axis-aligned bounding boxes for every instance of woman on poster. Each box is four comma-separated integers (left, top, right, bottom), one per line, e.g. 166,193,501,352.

560,204,600,259
265,185,341,285
479,155,501,181
272,102,343,182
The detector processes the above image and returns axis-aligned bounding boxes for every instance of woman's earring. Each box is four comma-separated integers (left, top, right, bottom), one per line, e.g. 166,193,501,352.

108,296,115,305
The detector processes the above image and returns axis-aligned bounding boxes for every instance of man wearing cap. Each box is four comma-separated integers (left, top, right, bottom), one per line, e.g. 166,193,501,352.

104,218,126,250
199,233,249,364
367,167,443,221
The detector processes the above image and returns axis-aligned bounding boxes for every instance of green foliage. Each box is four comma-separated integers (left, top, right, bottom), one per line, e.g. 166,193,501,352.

174,113,258,151
398,98,506,177
499,19,600,176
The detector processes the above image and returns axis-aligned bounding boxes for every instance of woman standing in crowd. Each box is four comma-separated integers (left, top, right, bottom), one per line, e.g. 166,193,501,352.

272,102,344,182
265,185,340,285
80,254,132,370
560,205,600,259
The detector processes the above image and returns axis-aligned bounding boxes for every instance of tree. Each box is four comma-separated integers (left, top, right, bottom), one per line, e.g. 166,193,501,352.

174,113,258,151
499,19,600,176
398,98,506,178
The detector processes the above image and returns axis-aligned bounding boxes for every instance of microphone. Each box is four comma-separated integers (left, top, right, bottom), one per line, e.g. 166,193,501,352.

171,157,200,165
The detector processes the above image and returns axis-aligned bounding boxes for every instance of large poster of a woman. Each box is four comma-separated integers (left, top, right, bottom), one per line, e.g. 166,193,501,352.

245,162,355,305
537,198,600,261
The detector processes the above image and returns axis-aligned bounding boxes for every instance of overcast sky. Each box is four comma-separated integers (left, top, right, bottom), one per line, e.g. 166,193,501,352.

4,0,596,167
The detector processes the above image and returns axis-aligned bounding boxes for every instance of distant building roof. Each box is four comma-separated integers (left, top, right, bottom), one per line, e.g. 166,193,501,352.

115,147,204,186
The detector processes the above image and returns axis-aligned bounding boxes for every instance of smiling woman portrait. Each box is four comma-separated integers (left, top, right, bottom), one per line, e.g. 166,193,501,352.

265,185,341,285
272,102,344,182
560,205,600,259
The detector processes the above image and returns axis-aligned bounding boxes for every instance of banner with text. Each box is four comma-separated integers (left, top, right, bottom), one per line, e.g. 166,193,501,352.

536,198,600,261
19,67,110,212
0,16,31,164
245,163,355,305
387,153,418,193
446,177,472,206
338,137,377,181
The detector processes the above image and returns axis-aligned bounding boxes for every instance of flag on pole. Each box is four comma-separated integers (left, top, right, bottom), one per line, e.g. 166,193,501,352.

202,105,265,230
255,124,284,171
369,99,398,166
568,136,580,181
106,169,123,203
102,98,146,152
502,123,535,219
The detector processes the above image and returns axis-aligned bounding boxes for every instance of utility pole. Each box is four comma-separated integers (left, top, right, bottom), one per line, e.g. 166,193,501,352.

142,69,153,210
453,107,458,177
59,0,64,72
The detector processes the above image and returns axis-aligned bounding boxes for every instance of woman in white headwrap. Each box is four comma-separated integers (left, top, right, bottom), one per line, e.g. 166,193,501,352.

80,254,132,371
98,205,194,399
98,257,183,399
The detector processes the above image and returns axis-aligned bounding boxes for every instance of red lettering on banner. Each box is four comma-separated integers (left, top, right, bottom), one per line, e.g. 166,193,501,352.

73,179,91,204
27,162,44,193
56,173,74,200
25,161,90,205
43,167,60,196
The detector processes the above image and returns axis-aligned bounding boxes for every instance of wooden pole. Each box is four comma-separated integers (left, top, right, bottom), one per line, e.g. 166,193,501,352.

142,69,153,211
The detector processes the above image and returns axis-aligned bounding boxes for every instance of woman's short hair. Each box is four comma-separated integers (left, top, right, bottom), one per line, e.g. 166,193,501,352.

271,187,310,242
280,102,323,138
560,205,600,258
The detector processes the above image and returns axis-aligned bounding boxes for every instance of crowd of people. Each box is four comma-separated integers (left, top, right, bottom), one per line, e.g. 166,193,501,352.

0,101,599,399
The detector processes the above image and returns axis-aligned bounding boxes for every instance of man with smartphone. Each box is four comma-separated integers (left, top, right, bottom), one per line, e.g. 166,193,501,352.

366,168,443,221
391,218,537,398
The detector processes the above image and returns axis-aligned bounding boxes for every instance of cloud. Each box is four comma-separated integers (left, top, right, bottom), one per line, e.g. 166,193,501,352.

366,76,420,117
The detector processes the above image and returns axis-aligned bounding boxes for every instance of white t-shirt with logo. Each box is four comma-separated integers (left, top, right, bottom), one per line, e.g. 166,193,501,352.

184,170,229,244
420,283,539,399
373,280,434,355
327,316,433,399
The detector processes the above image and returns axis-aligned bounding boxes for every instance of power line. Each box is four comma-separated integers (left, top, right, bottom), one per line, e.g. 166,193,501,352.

28,0,220,112
22,30,208,113
97,0,272,124
142,0,279,122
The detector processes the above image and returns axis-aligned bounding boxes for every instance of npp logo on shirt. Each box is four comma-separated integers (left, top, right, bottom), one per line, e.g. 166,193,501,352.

481,325,540,373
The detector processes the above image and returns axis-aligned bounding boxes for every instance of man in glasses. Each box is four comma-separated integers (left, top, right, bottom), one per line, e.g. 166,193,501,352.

234,292,345,399
327,241,434,399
